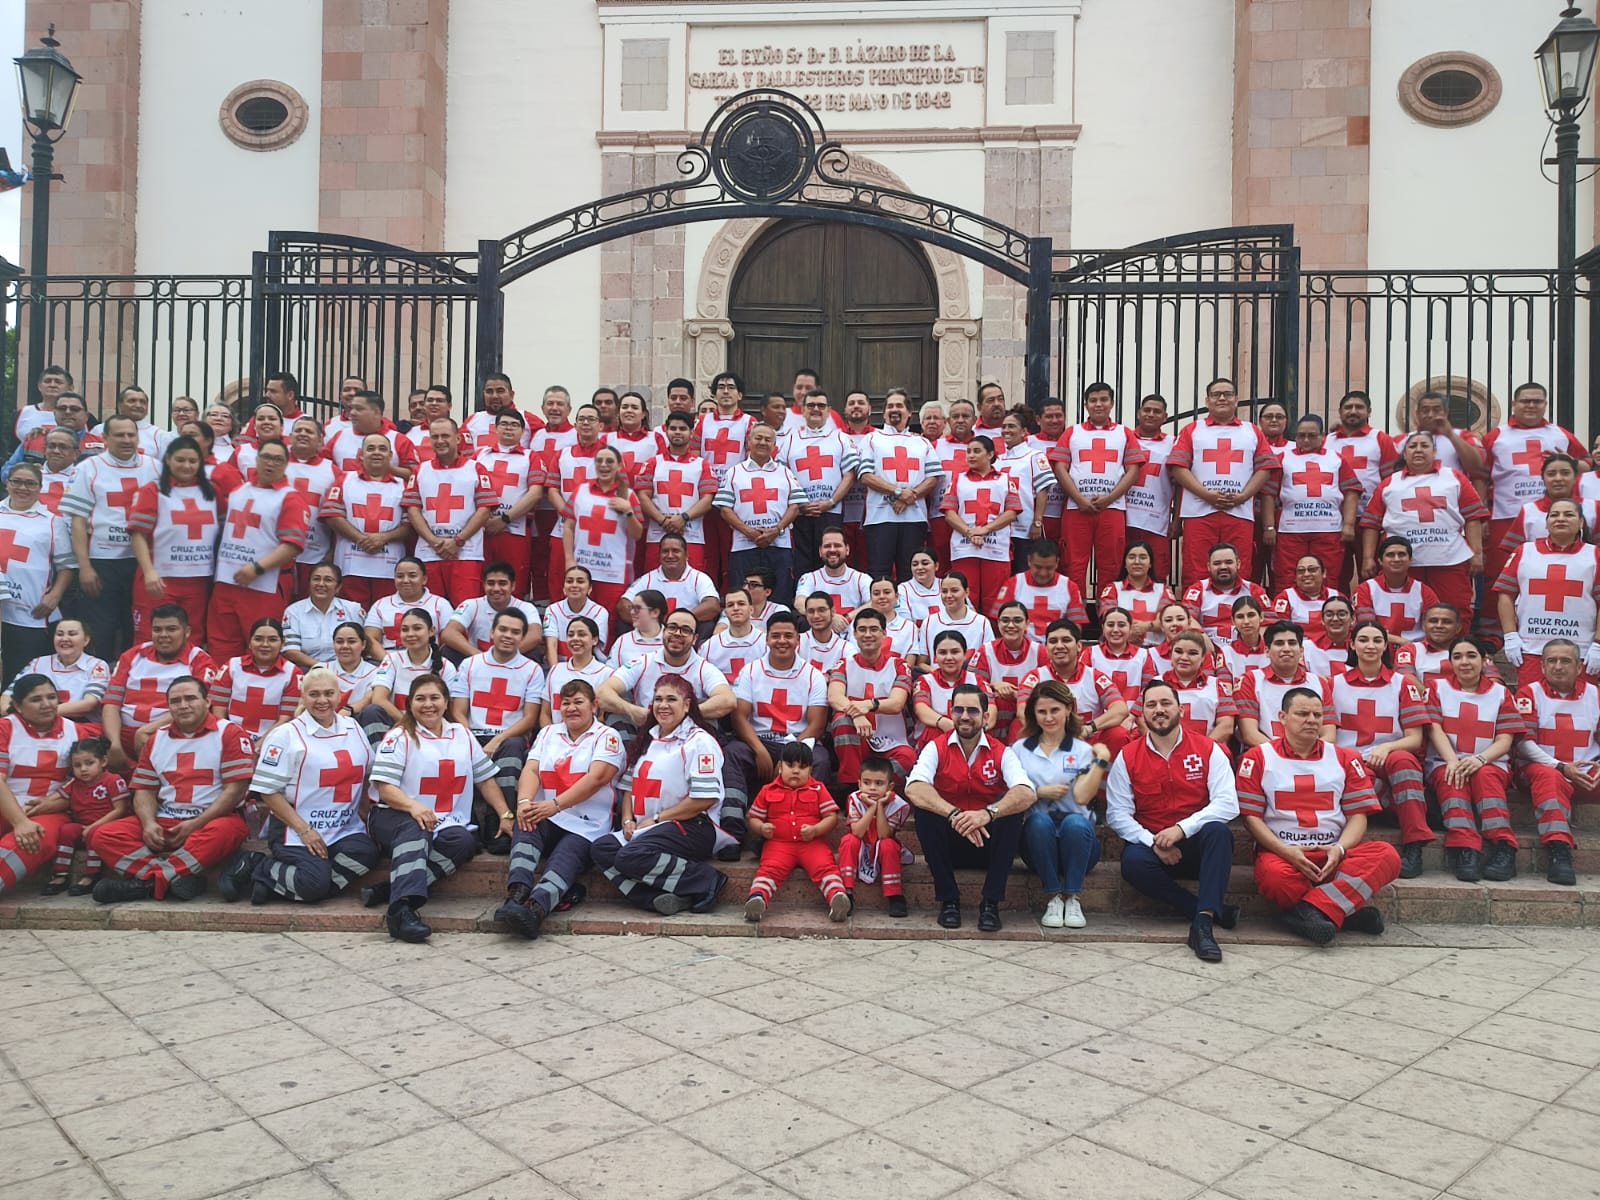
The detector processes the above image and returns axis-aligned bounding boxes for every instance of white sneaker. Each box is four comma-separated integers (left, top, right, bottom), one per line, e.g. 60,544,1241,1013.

1041,896,1066,929
1062,896,1087,929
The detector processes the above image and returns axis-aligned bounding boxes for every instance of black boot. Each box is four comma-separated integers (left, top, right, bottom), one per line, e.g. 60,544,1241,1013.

1546,843,1577,887
1214,903,1240,930
1342,906,1386,935
689,871,730,914
495,884,543,939
1398,841,1426,879
977,900,1001,932
1281,900,1337,945
361,881,391,908
1453,847,1483,883
1187,914,1222,962
937,901,961,929
217,850,262,903
168,875,207,901
1482,841,1518,882
92,877,154,905
385,900,432,942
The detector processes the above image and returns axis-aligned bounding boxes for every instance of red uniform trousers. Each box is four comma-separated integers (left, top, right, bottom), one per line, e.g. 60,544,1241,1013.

1412,564,1474,625
748,836,847,904
829,713,917,785
1253,841,1400,927
642,542,708,572
950,555,1010,618
928,517,953,574
341,575,396,608
1061,507,1127,599
703,516,732,591
1430,762,1517,851
1372,750,1432,844
133,576,212,647
485,530,532,599
424,558,483,607
208,578,293,664
0,813,67,895
50,819,105,876
1480,518,1515,626
1273,532,1348,598
1517,763,1594,847
1179,512,1254,590
1125,522,1172,585
1090,724,1132,760
529,510,558,602
836,833,904,896
86,813,248,899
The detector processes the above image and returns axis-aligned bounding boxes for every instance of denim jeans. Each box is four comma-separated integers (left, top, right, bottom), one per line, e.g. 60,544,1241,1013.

1020,807,1101,894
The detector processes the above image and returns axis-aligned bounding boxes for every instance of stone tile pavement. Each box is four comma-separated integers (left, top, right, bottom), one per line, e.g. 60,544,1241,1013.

0,926,1597,1200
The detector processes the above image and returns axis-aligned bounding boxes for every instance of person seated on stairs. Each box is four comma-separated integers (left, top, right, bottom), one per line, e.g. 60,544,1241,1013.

1237,686,1401,945
742,741,850,924
904,683,1036,933
1105,679,1240,963
1512,638,1595,887
837,756,912,919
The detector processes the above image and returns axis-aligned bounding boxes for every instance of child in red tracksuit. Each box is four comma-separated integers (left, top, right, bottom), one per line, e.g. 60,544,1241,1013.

29,737,130,896
837,754,912,918
744,741,850,923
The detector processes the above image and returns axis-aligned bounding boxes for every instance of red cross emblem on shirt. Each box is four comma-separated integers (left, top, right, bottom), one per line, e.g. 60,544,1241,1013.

1077,437,1119,475
539,760,584,804
1026,591,1057,636
1291,460,1335,497
417,758,468,814
1399,487,1447,523
290,474,317,499
1549,710,1592,762
1341,697,1394,747
1200,439,1245,475
942,444,969,476
166,751,212,808
104,476,141,514
880,444,920,483
481,457,520,495
1526,564,1587,613
0,528,28,572
40,480,65,511
1509,439,1548,475
630,757,663,817
318,749,364,805
124,672,170,719
652,467,695,510
1280,772,1336,828
232,684,281,733
10,749,61,797
350,494,395,531
171,498,214,540
1135,459,1163,486
472,674,523,725
578,502,620,546
964,489,1002,527
756,687,802,732
740,476,780,514
227,499,263,540
1341,447,1370,472
425,484,467,527
1379,598,1411,632
701,425,745,464
1448,700,1497,753
793,443,836,481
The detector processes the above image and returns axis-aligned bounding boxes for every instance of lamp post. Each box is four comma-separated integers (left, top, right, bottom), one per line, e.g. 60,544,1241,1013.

1537,5,1600,432
13,25,81,406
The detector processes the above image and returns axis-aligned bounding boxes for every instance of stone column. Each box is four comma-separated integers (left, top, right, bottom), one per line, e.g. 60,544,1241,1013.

685,320,734,408
934,320,980,406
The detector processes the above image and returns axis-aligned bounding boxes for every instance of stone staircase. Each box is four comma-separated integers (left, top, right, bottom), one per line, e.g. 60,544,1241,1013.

2,797,1595,942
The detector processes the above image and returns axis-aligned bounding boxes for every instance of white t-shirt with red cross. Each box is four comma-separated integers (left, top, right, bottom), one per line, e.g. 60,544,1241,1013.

1274,447,1360,533
0,502,71,629
475,446,537,537
1425,676,1523,772
529,719,629,840
1048,422,1147,512
1361,468,1488,568
324,472,409,579
323,426,420,475
0,714,78,799
1484,420,1587,521
364,590,455,650
625,566,719,614
132,715,255,820
860,429,940,525
1353,577,1438,643
693,411,754,485
212,656,303,745
106,644,219,728
1124,432,1176,534
702,627,764,686
1234,665,1333,741
215,481,311,594
1237,738,1379,846
1168,419,1279,519
568,481,643,586
715,459,802,552
641,453,716,545
456,649,544,736
993,571,1089,642
1493,538,1600,657
404,457,495,562
1330,667,1432,751
941,469,1021,563
1515,680,1600,768
250,712,372,847
780,424,859,509
58,451,160,560
370,721,497,830
735,656,828,739
127,482,220,580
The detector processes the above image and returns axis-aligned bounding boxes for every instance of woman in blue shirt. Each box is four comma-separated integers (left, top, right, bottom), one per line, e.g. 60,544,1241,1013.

1012,679,1113,929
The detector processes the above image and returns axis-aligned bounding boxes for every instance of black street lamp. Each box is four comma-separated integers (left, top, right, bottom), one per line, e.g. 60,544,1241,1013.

13,24,80,402
1537,4,1600,431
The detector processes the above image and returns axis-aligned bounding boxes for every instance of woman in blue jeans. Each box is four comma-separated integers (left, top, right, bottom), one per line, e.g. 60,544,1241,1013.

1012,679,1113,929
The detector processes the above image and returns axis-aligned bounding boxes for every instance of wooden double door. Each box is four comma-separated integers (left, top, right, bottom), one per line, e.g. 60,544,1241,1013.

728,219,939,410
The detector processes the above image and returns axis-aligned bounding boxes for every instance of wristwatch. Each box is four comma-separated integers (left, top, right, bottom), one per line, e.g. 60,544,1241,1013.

984,802,1001,820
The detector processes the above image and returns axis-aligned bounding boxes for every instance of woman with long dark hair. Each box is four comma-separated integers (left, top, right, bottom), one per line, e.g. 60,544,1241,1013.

0,675,77,896
589,674,732,915
128,434,222,647
360,608,457,743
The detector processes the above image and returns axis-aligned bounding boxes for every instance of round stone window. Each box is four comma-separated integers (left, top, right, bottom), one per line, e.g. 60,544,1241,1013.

1398,53,1501,128
219,80,308,151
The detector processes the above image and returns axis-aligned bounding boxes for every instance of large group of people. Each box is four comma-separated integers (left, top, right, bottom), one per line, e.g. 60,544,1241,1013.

0,364,1593,961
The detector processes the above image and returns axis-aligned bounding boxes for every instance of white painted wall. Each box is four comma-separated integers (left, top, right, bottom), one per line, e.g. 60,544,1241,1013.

135,0,322,275
1069,0,1235,249
1369,0,1591,269
447,0,606,397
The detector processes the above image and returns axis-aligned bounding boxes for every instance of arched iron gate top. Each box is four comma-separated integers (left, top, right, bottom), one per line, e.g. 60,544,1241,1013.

491,89,1042,286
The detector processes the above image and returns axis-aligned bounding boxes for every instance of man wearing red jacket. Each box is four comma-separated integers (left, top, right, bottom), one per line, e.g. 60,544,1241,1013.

1106,679,1240,961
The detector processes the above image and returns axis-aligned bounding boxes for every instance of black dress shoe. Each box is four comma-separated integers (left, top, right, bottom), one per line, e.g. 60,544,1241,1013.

977,901,1002,932
1342,906,1385,935
168,875,207,901
1214,903,1240,930
250,881,275,906
385,902,432,942
1281,900,1337,945
1453,847,1483,883
480,832,512,857
92,877,154,905
217,850,262,903
714,843,742,862
1398,841,1426,879
361,881,391,908
690,871,730,914
1482,841,1518,882
495,898,544,939
887,895,908,918
1187,915,1222,962
1546,843,1577,887
937,901,961,929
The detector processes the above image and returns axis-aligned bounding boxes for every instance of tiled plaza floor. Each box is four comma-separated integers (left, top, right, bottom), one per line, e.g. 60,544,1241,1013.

0,926,1597,1200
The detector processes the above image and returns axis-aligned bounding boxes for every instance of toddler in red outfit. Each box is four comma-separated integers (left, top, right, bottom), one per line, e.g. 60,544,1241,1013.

29,737,130,895
744,741,850,922
837,755,912,918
